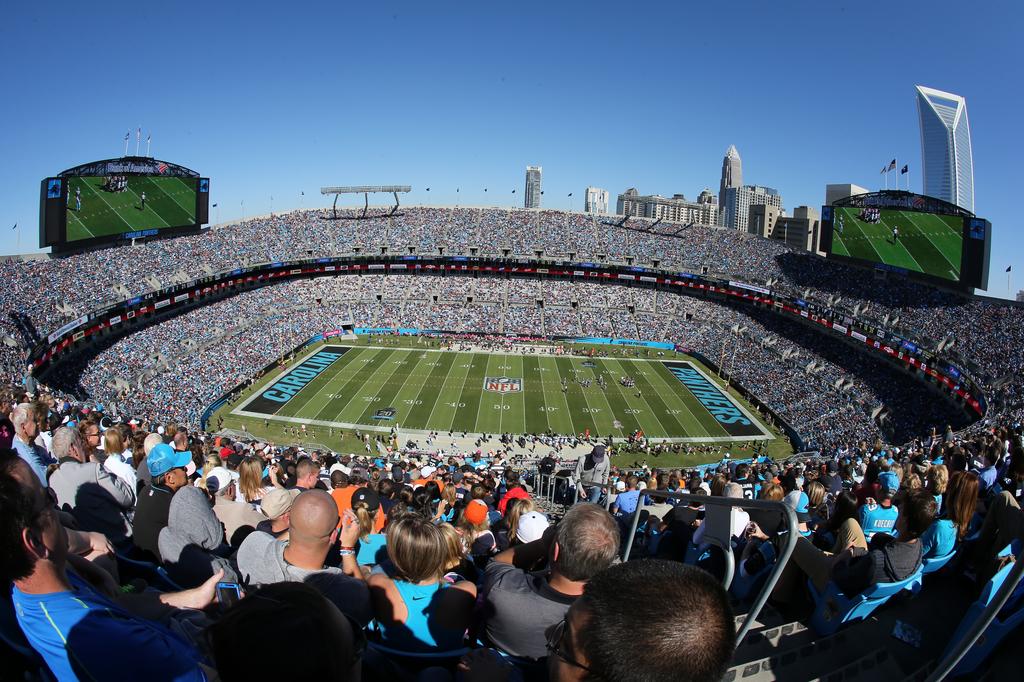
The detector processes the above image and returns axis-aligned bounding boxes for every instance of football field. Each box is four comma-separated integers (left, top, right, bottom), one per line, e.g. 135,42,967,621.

66,175,197,242
831,206,962,281
227,343,773,443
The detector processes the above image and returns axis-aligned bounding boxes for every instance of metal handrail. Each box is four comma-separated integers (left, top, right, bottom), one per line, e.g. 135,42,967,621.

589,484,798,648
925,544,1024,681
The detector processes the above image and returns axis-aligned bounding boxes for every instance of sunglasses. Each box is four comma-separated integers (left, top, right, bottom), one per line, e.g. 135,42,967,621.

546,618,597,676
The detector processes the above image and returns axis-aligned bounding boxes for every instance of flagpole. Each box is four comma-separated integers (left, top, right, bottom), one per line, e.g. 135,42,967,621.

894,157,898,191
146,136,151,158
135,128,141,156
124,133,129,157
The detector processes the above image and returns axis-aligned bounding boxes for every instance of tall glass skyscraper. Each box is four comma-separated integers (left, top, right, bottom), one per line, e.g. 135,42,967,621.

524,166,542,208
718,145,742,222
916,85,974,212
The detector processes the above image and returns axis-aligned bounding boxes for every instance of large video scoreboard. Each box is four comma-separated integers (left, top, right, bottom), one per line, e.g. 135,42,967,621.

40,157,209,252
819,191,990,291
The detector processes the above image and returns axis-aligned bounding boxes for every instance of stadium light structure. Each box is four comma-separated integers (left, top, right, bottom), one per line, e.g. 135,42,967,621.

320,185,412,219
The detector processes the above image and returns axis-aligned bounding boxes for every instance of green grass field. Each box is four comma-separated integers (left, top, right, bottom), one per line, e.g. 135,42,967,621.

831,206,963,281
66,175,196,242
221,342,773,446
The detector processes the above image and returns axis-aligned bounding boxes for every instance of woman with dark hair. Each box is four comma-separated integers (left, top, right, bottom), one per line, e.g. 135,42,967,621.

813,491,859,551
854,461,880,506
367,515,476,653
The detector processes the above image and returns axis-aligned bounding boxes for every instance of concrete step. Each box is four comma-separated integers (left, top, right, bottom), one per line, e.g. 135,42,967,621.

724,629,865,682
733,620,812,666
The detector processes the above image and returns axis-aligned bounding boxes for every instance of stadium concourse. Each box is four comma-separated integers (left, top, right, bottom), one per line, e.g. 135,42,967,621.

0,206,1022,680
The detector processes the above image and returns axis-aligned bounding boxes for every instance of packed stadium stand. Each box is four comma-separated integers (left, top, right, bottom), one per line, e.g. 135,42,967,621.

1,206,1022,681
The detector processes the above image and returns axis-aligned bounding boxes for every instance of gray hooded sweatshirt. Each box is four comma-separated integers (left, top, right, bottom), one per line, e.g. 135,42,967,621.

158,485,238,588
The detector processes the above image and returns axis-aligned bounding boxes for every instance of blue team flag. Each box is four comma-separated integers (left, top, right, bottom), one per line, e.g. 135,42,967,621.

1007,266,1012,273
11,223,16,231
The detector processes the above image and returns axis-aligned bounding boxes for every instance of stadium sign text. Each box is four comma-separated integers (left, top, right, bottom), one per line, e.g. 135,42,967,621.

663,361,767,438
256,350,348,406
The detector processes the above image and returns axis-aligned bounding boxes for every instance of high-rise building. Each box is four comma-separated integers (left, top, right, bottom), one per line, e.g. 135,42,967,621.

718,145,743,220
722,185,782,232
584,187,609,214
916,85,974,212
616,188,718,225
824,183,870,206
524,166,542,209
750,205,820,252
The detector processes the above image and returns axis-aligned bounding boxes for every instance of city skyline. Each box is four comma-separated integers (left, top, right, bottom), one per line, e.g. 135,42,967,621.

0,2,1019,298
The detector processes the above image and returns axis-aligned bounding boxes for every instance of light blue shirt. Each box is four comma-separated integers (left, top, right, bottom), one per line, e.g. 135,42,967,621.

920,519,956,559
12,435,54,486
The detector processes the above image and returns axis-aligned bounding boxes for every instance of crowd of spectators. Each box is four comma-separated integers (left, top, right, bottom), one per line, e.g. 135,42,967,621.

1,383,1020,680
22,269,973,451
0,206,1017,448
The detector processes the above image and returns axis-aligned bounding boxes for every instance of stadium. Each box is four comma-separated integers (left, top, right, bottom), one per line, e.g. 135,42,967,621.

1,192,1022,680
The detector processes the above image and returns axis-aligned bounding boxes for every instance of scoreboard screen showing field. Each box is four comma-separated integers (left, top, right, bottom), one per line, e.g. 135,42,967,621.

819,191,990,291
40,157,209,252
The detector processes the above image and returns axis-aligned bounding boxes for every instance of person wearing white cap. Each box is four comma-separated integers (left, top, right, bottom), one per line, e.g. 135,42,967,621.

206,468,265,547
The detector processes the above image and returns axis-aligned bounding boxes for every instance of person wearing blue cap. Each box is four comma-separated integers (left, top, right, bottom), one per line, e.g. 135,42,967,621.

860,471,900,542
132,443,195,562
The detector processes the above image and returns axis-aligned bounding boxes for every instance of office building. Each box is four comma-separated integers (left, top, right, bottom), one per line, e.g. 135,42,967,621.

524,166,542,208
718,145,743,220
722,185,782,232
916,85,974,212
584,187,609,214
616,188,718,225
825,183,870,206
750,205,820,252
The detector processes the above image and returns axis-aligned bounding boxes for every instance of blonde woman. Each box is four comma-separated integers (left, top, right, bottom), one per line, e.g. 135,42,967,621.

236,456,272,507
101,427,137,491
367,515,476,653
437,522,469,581
197,454,224,490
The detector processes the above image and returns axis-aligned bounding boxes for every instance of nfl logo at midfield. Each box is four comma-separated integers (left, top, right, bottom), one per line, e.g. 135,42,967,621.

484,376,523,393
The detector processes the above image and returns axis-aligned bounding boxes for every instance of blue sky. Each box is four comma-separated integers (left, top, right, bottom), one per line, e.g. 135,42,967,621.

2,1,1020,297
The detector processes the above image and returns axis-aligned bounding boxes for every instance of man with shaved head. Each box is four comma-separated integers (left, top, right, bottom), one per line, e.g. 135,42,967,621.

236,489,371,625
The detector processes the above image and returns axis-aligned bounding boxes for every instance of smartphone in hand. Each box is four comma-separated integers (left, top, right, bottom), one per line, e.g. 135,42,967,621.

216,582,242,611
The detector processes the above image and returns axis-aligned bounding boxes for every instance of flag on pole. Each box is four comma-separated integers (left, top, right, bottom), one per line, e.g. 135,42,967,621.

11,223,16,231
147,134,151,143
1007,266,1013,273
124,132,130,142
887,159,897,171
900,164,908,175
880,165,887,174
212,203,218,208
136,127,141,141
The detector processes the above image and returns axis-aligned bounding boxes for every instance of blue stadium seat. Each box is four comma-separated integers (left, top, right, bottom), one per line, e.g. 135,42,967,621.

115,553,184,592
807,570,923,636
921,549,956,575
946,544,1024,677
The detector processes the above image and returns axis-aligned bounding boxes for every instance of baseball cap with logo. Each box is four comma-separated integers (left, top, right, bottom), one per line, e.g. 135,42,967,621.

147,443,194,478
261,488,301,520
352,487,380,511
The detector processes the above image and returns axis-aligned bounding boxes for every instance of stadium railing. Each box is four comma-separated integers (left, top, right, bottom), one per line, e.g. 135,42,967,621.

589,483,798,648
